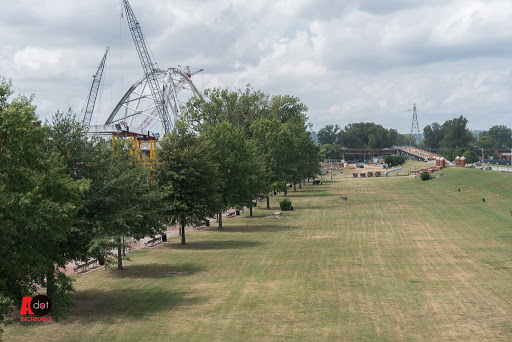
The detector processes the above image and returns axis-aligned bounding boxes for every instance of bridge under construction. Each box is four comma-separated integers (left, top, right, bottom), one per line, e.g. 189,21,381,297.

80,0,202,161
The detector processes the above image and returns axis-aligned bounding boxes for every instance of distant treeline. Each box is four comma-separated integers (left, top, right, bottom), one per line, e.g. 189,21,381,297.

316,115,511,162
317,123,412,160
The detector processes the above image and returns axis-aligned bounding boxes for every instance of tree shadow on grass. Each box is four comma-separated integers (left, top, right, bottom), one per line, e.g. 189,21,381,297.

165,240,263,250
209,223,292,233
271,187,332,198
106,262,204,279
69,287,207,324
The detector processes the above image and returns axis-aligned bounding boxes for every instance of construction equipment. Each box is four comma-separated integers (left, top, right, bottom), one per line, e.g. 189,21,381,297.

138,66,203,130
122,0,172,133
82,47,109,126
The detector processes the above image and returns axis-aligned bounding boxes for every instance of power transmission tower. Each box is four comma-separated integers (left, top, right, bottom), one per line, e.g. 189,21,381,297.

409,103,420,146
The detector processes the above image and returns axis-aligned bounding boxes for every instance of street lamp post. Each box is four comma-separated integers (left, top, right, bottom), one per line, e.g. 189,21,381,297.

475,145,484,169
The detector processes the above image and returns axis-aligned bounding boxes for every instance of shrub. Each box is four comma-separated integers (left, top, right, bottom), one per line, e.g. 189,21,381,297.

384,155,406,167
420,171,430,181
462,150,479,164
279,198,292,211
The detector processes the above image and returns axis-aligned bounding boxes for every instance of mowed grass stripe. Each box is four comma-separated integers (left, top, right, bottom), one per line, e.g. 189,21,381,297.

5,168,512,341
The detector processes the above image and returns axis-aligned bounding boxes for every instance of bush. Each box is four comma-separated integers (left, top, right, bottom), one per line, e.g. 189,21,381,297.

462,150,479,164
384,155,406,167
420,171,430,181
279,198,292,211
313,180,321,185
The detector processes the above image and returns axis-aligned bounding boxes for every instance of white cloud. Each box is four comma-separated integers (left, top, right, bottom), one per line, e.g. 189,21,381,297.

0,0,511,132
13,47,62,71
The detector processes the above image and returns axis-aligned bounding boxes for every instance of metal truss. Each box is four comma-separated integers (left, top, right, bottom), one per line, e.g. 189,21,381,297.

105,68,202,137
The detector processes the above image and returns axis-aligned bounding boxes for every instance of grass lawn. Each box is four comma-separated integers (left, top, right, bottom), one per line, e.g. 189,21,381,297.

5,168,512,341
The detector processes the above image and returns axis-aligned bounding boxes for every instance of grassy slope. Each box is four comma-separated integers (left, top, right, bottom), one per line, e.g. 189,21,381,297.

5,168,512,341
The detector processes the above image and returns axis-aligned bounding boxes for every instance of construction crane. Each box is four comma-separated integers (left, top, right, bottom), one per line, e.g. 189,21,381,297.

138,66,203,130
82,47,109,126
122,0,172,133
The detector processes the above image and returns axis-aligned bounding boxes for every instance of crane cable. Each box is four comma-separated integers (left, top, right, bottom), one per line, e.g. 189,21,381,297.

120,0,124,94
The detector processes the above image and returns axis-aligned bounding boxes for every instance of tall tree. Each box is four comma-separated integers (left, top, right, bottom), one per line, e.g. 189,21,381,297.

204,121,265,228
339,122,396,148
477,135,498,149
0,81,89,330
440,115,474,148
317,124,341,145
80,140,165,269
422,122,444,149
482,125,512,148
155,124,221,244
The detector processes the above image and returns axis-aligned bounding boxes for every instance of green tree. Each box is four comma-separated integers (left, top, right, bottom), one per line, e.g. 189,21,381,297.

286,119,321,191
319,144,341,160
384,156,406,167
482,125,512,148
439,115,474,148
184,85,270,137
0,81,89,332
423,122,444,149
338,122,396,148
317,124,341,145
253,119,294,204
462,150,479,164
155,124,221,244
204,121,265,227
80,140,164,269
478,135,498,149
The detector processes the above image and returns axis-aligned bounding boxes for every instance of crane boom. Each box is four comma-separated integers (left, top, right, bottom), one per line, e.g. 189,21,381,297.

82,47,109,126
122,0,172,133
138,67,203,130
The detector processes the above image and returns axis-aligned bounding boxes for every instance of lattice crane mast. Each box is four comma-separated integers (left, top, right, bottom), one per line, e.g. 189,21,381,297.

122,0,172,133
138,66,203,131
82,47,109,126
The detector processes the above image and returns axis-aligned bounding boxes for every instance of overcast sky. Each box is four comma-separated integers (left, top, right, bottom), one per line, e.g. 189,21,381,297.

1,0,511,133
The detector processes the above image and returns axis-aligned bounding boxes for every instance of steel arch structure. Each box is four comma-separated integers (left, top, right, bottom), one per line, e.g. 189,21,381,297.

105,68,202,136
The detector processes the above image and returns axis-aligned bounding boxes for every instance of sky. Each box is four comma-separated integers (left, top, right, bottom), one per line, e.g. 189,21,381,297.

1,0,511,133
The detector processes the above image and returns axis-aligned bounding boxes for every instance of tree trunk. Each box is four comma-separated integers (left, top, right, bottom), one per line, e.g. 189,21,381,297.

218,211,223,229
46,266,56,299
122,237,126,256
294,183,297,191
181,223,186,245
284,184,288,196
299,182,302,189
117,237,123,270
250,203,253,217
266,196,270,209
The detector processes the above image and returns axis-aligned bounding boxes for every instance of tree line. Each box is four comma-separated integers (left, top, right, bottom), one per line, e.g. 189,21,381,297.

0,80,320,334
317,123,411,160
316,115,511,163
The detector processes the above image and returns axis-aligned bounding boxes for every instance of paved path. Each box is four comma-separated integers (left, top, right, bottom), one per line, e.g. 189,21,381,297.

63,210,242,275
